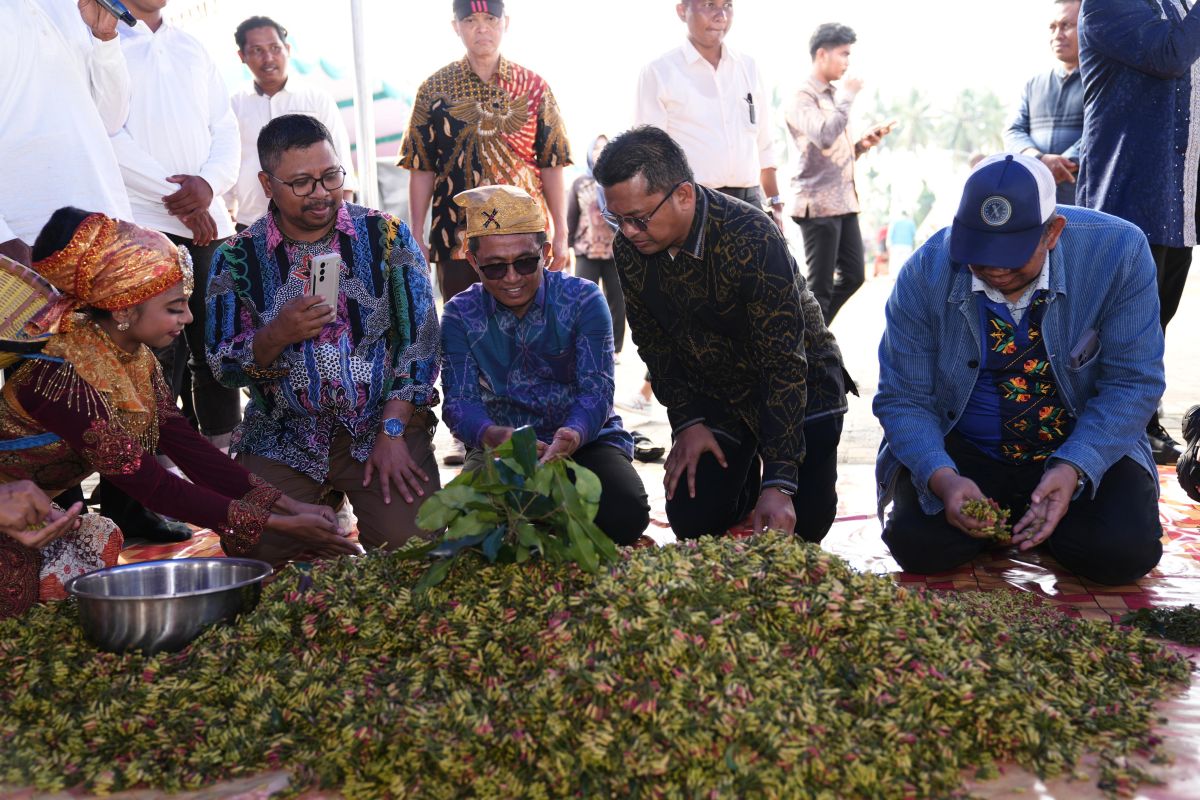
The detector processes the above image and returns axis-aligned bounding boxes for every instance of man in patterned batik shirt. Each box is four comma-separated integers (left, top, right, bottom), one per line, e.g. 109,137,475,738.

594,126,850,544
398,0,572,465
206,115,442,561
440,185,649,546
786,22,889,324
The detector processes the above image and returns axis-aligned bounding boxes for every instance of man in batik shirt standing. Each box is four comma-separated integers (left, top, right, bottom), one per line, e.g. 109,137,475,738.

398,0,571,463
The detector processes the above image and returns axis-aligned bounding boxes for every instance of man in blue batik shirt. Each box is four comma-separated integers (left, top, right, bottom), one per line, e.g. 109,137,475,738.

440,184,650,546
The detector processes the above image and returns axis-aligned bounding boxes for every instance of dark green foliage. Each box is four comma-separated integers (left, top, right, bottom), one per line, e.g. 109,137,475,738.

1122,605,1200,647
405,426,618,588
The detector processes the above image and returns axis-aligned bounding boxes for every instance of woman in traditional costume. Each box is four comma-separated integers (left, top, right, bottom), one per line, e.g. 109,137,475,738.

0,208,357,619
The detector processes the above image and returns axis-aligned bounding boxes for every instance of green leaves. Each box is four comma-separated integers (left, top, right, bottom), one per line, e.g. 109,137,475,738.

412,426,618,588
1120,604,1200,646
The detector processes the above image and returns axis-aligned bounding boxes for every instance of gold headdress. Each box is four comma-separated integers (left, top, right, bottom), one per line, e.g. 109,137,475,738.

453,185,547,240
31,213,193,334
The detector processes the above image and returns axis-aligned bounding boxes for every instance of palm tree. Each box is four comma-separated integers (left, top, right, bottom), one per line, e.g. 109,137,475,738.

882,88,937,152
937,88,1007,161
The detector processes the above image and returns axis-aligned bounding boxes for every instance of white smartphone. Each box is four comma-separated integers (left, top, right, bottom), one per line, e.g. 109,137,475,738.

308,253,341,308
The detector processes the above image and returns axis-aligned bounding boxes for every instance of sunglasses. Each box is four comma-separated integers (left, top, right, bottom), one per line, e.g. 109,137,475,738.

602,180,687,232
478,255,542,281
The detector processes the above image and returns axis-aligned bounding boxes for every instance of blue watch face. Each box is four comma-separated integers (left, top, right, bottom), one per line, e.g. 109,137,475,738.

383,418,405,437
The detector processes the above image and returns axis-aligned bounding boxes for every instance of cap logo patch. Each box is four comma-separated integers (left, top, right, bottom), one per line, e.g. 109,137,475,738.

981,196,1013,227
482,208,502,230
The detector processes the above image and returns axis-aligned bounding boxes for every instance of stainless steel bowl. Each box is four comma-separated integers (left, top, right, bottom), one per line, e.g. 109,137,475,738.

65,558,273,654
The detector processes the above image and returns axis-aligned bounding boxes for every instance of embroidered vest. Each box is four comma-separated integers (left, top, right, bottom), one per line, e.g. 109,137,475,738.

959,292,1074,464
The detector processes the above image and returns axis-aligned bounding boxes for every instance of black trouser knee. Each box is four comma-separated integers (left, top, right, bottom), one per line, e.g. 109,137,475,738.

1045,456,1162,585
667,417,842,543
884,435,1162,582
570,441,650,546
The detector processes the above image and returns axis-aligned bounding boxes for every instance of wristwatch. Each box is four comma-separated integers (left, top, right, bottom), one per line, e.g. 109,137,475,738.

766,195,783,207
768,485,796,497
1051,459,1086,494
382,417,406,439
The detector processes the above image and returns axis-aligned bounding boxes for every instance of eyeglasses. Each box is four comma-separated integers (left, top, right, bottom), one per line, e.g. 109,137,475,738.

265,166,346,197
602,181,687,232
478,255,542,281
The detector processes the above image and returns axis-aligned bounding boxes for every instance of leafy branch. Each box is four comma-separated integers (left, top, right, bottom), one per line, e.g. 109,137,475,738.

399,426,618,589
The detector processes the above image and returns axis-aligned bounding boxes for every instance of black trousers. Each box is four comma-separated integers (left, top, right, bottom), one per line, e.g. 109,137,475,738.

162,234,242,437
435,258,480,304
882,433,1163,585
1148,244,1192,332
464,440,650,546
575,256,626,353
667,416,843,543
793,212,865,324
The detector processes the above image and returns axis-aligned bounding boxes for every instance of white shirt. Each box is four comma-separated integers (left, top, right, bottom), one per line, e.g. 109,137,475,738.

0,0,132,245
227,76,359,226
635,41,776,190
111,19,239,239
971,253,1051,325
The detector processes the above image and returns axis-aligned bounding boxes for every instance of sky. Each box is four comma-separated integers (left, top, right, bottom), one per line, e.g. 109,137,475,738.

171,0,1064,159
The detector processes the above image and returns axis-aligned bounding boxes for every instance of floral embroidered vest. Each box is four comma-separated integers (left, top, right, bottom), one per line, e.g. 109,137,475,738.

959,293,1074,464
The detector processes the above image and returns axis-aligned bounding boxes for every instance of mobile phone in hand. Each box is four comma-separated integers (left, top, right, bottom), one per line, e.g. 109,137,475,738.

308,253,341,309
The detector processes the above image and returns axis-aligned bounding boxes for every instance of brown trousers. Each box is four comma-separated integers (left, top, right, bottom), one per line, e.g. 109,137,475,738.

236,412,440,563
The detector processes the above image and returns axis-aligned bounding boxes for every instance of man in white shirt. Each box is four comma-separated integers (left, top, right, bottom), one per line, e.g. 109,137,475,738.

0,0,133,266
112,0,241,439
634,0,784,229
103,0,241,542
227,16,357,228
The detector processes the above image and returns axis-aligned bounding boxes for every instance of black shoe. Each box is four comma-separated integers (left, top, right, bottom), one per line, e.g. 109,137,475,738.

105,504,194,543
1178,405,1200,502
98,479,193,543
631,430,665,463
1148,418,1184,466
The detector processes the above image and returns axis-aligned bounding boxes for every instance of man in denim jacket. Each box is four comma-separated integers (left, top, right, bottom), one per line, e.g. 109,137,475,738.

874,154,1164,585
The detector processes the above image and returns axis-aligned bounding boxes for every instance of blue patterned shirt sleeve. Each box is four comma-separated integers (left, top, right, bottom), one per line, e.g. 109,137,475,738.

205,236,289,387
562,284,616,443
385,218,440,404
440,271,630,455
441,299,496,449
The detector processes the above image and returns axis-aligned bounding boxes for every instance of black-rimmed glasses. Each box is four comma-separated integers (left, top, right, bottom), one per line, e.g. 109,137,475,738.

602,180,686,232
478,255,542,281
265,166,347,197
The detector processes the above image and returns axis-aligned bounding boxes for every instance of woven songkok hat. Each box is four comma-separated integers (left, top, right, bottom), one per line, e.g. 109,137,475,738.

453,185,546,241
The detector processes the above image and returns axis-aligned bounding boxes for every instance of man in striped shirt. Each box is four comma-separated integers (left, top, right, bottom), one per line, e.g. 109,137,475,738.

1004,0,1083,205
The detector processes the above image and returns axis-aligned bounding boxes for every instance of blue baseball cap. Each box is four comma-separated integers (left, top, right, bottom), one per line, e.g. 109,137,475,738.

949,153,1057,269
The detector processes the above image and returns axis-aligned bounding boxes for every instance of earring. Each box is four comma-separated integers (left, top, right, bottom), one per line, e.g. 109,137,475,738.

117,321,130,332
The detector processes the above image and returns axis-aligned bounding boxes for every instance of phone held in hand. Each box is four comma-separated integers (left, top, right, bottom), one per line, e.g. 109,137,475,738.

308,253,341,309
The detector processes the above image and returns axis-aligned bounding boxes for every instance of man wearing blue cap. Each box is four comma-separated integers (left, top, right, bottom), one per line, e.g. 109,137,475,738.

874,153,1165,585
